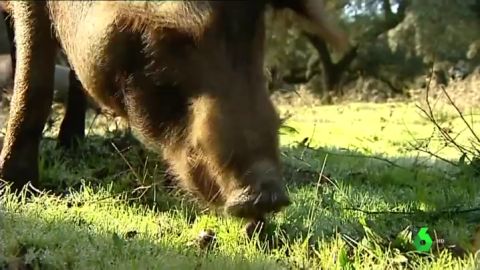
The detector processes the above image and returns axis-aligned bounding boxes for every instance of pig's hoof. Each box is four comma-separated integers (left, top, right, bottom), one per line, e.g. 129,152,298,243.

0,159,39,192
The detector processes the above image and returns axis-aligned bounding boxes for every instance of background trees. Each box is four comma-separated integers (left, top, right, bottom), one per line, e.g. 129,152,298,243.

266,0,480,101
0,1,478,102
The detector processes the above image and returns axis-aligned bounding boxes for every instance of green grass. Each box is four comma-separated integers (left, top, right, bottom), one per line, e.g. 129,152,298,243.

2,101,480,269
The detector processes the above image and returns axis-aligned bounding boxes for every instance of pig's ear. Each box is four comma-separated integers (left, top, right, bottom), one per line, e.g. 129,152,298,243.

270,0,349,52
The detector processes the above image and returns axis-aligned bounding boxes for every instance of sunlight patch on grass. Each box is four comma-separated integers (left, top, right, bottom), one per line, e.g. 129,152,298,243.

278,102,480,160
1,101,480,269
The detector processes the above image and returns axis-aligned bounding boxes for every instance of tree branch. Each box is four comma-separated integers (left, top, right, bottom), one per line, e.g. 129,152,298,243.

283,0,410,90
376,74,403,94
383,0,394,21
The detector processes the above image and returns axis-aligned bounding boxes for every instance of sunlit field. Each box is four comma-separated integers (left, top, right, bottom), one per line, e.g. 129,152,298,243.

1,98,480,269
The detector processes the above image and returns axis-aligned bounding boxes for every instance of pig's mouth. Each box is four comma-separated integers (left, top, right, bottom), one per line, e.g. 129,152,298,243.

224,184,291,219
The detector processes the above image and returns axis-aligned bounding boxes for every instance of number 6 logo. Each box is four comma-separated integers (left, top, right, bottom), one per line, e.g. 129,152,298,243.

414,227,433,252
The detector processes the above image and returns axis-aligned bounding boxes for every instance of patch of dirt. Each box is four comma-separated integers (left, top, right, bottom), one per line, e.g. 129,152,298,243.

409,73,480,111
271,77,407,107
271,72,480,109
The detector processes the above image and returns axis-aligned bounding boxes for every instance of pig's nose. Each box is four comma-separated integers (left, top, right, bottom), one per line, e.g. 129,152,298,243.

225,180,291,219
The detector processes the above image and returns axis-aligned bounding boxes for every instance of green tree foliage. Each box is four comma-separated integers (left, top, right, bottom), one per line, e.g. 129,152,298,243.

388,0,480,63
265,0,480,96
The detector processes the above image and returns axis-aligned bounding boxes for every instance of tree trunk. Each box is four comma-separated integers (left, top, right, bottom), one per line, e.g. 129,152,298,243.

298,0,409,95
303,32,358,93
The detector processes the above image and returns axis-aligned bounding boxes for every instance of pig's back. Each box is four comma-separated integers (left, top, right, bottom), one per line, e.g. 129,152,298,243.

46,1,126,115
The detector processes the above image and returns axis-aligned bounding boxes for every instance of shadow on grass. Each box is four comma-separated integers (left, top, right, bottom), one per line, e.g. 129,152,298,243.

279,143,480,250
2,124,480,264
0,202,283,270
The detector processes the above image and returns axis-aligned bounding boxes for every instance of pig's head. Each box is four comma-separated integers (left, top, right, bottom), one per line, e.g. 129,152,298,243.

116,1,347,220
